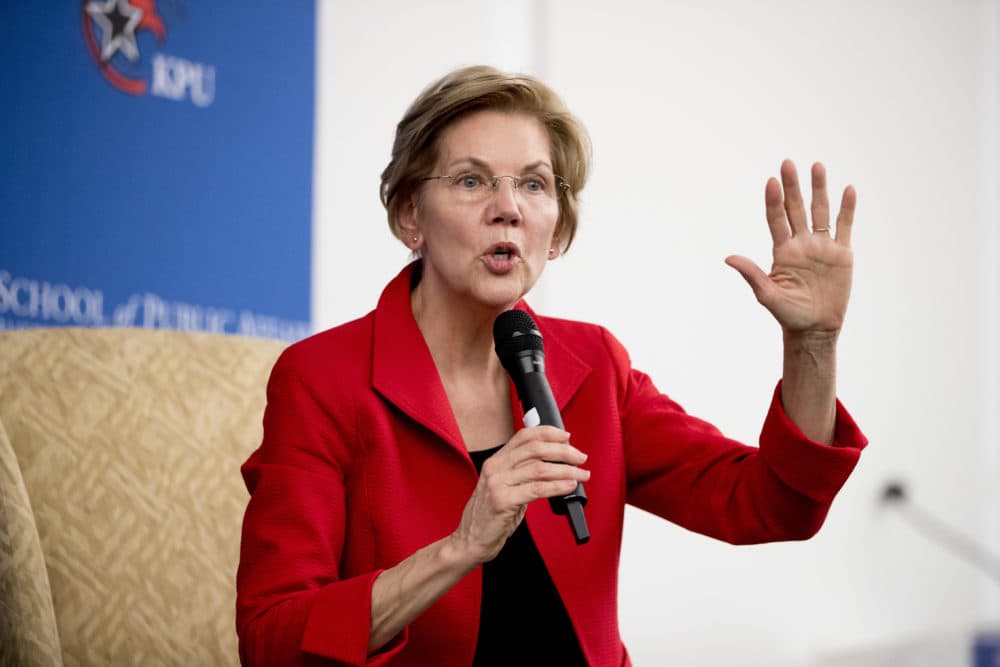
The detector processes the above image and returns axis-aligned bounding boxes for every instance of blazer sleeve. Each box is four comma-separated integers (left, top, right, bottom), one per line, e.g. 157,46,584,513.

604,328,867,544
236,348,408,667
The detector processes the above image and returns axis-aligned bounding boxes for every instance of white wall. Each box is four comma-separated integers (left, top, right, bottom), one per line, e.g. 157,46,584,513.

980,0,1000,631
313,2,1000,665
312,1,544,328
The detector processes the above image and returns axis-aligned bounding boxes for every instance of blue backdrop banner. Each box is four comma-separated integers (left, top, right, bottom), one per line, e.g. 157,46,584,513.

1,1,315,341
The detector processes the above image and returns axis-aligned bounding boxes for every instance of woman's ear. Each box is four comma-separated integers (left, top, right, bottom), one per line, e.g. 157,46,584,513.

395,196,422,251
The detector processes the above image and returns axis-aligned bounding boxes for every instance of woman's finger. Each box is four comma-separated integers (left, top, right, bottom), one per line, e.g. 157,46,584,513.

501,426,584,465
834,185,857,246
505,425,570,448
530,478,583,500
780,159,809,236
502,472,588,505
764,177,791,244
503,458,590,484
507,441,587,469
810,162,830,234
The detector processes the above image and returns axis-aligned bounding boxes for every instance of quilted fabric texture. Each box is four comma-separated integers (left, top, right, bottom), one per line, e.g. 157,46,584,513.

0,327,286,667
0,415,63,667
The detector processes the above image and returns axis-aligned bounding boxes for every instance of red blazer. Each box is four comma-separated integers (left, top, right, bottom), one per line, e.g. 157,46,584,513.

236,261,866,667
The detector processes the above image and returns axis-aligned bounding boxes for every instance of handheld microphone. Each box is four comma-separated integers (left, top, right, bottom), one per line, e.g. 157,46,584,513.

493,309,590,545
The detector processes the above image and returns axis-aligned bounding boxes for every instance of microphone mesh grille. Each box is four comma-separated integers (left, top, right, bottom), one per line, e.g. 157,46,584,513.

493,309,544,366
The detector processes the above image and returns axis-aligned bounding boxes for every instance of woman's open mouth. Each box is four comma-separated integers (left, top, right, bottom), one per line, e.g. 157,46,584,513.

482,243,521,273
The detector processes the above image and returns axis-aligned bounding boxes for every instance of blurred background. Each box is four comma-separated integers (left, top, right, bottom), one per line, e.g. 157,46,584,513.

4,2,999,665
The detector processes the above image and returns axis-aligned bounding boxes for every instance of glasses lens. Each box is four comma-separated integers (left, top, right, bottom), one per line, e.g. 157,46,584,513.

430,172,567,202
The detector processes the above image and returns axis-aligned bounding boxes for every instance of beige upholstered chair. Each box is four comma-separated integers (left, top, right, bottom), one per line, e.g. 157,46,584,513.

0,327,286,667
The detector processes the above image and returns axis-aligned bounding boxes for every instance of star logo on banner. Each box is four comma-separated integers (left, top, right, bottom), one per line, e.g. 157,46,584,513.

86,0,145,62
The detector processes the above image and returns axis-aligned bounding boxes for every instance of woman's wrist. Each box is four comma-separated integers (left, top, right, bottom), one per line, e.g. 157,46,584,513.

780,328,838,444
441,531,486,573
782,328,839,353
369,533,482,654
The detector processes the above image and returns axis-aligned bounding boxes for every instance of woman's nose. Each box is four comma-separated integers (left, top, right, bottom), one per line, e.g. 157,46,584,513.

487,177,521,224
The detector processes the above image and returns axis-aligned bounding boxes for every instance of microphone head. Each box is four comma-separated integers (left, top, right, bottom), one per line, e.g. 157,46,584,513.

493,309,544,371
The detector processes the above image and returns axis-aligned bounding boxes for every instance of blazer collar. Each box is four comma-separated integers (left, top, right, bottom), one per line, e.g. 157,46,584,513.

371,261,591,453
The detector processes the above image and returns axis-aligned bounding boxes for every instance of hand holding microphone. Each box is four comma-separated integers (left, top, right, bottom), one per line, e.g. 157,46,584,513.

452,424,589,564
450,309,591,565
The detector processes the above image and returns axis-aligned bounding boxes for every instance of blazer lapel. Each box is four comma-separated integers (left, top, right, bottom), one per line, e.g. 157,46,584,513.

371,262,467,454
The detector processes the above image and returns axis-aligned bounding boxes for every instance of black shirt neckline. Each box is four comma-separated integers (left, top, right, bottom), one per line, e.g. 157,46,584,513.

466,445,588,666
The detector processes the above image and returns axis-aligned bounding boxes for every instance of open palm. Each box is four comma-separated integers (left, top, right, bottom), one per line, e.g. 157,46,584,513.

726,160,856,335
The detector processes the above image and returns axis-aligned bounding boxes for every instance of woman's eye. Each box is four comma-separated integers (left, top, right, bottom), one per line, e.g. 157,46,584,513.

523,177,546,193
458,174,483,189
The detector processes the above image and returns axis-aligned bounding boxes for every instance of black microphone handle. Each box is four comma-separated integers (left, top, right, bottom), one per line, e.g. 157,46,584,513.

519,371,590,544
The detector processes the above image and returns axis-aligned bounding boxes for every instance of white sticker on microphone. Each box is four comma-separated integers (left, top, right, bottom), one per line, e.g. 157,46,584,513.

523,407,541,428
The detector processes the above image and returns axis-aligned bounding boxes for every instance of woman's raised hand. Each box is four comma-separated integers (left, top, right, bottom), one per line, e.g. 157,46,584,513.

725,159,856,336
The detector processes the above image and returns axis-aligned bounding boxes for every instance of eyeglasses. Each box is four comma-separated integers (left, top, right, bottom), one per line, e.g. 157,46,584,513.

421,171,570,203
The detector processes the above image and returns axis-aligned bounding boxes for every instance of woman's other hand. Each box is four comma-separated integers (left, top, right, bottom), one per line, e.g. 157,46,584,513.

725,159,856,337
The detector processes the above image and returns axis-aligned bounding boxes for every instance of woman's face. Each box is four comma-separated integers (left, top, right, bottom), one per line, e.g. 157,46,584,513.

406,110,560,314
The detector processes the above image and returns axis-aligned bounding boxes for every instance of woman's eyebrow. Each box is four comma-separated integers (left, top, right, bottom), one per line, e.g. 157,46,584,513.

443,157,488,171
443,157,554,172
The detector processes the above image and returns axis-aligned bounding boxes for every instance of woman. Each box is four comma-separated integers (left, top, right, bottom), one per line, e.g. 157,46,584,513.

236,65,866,666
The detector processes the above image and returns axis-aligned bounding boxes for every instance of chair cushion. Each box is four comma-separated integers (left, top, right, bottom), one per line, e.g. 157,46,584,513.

0,414,64,667
0,327,286,667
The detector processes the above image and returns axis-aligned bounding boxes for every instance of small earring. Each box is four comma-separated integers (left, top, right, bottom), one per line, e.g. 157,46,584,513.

412,236,418,243
548,248,556,257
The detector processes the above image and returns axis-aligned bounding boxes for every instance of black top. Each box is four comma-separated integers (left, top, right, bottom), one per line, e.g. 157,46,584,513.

468,445,588,667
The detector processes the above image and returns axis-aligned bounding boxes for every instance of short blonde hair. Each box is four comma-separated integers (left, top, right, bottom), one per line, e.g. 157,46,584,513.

380,65,591,253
